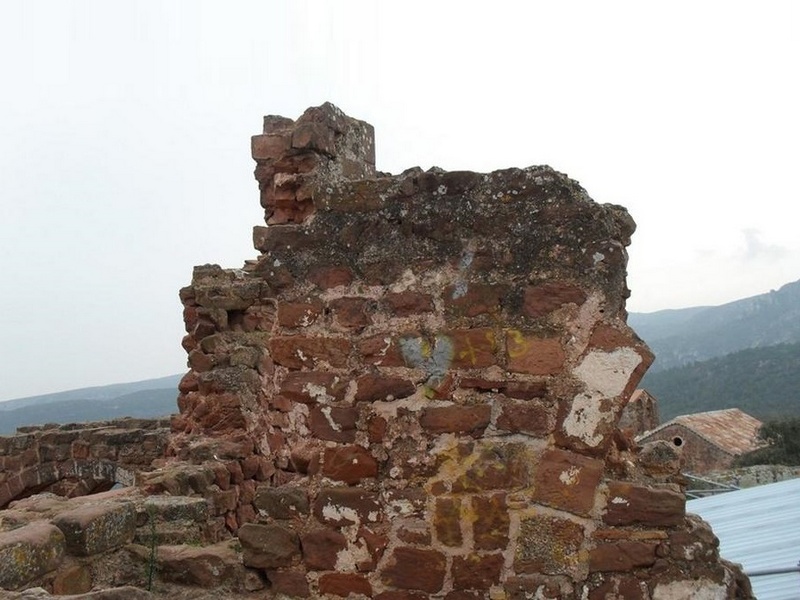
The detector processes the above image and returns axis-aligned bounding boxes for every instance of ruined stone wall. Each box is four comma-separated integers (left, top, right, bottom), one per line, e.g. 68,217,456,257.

0,418,170,509
172,104,751,599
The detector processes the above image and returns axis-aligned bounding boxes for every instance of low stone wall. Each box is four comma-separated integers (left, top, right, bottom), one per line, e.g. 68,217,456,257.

0,419,170,509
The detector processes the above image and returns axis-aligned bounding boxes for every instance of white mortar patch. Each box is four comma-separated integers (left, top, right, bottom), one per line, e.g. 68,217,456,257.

335,542,371,571
322,503,360,524
321,406,341,432
574,347,642,397
303,382,332,404
562,392,608,447
559,466,581,485
652,579,727,600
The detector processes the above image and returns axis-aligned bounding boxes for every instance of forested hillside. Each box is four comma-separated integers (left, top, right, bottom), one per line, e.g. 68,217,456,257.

630,279,800,372
642,342,800,421
0,376,181,434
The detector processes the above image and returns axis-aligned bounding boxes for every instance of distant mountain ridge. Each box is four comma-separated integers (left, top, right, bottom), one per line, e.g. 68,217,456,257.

630,278,800,373
0,374,181,435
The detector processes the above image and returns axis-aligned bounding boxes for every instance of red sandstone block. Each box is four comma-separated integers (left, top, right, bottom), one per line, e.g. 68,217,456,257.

381,547,447,593
444,283,507,317
357,525,389,570
208,486,237,515
367,414,387,443
319,573,372,597
445,592,483,600
374,592,428,600
269,336,351,369
292,121,336,154
267,570,309,598
322,445,378,484
52,564,92,595
359,335,406,367
70,440,91,460
268,202,313,226
459,377,548,399
239,479,257,505
313,488,381,526
241,456,260,480
243,305,275,332
277,300,323,328
496,398,554,437
420,405,491,437
178,372,200,394
300,528,347,570
447,329,497,368
239,523,300,569
434,497,463,547
183,305,199,332
472,493,510,551
253,225,323,254
588,323,637,349
262,114,294,134
451,443,533,493
531,448,604,517
308,405,358,443
603,481,685,527
289,443,321,475
330,296,372,330
589,540,658,572
309,266,354,290
397,520,432,545
588,577,648,600
226,460,244,485
384,488,427,519
355,374,415,402
187,349,215,372
278,371,347,404
236,503,257,529
53,503,136,556
452,553,504,591
0,522,66,589
251,133,291,160
505,331,565,375
523,283,587,317
514,514,585,575
254,484,309,519
383,291,434,316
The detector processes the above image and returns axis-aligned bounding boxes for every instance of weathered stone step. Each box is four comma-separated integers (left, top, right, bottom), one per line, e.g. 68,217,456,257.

0,522,65,590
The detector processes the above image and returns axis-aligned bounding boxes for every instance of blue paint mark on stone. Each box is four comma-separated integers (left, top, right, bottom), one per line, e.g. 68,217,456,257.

399,335,454,391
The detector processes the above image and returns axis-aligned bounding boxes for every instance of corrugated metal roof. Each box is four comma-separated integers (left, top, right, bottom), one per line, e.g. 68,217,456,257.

640,408,763,455
688,477,800,600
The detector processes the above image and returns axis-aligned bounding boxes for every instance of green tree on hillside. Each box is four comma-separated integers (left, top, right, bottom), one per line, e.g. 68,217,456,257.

734,417,800,466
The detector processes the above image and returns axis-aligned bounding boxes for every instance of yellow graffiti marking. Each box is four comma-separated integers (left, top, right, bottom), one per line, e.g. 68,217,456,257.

458,337,479,365
507,329,530,358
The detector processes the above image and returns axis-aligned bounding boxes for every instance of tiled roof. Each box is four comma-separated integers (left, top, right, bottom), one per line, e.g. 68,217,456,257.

639,408,764,456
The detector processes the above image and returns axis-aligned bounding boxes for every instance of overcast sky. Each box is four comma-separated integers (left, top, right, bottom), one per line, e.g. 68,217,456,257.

1,1,798,401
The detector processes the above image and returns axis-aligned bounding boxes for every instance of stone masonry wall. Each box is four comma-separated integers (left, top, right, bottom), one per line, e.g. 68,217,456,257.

171,104,752,599
0,418,170,509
